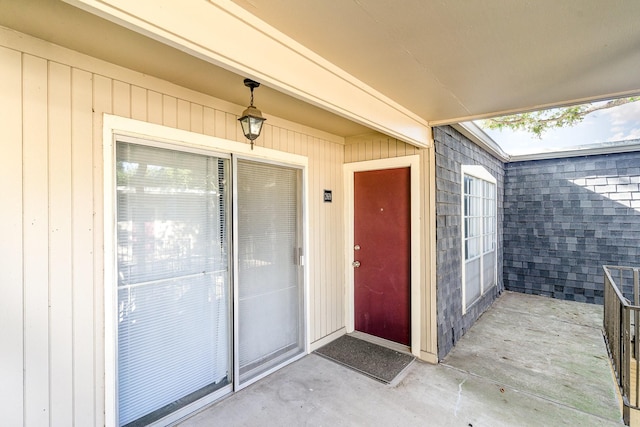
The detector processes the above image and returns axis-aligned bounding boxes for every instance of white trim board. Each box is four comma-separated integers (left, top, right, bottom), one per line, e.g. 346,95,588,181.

65,0,431,147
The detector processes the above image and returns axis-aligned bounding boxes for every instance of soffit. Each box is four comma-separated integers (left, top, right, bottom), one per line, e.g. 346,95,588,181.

232,0,640,123
0,0,370,138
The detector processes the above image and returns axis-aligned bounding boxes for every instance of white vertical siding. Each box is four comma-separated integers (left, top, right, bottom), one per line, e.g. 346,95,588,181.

312,138,323,339
148,90,163,124
93,74,112,426
131,85,147,121
0,45,25,427
70,67,95,427
1,28,346,425
49,61,74,427
344,134,420,163
23,53,51,427
422,146,438,358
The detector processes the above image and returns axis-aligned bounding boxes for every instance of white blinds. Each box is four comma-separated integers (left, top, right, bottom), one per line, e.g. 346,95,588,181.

236,160,304,384
116,142,230,426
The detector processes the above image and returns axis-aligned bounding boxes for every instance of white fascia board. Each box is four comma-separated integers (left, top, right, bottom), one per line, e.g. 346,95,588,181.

452,122,510,162
64,0,431,148
509,139,640,162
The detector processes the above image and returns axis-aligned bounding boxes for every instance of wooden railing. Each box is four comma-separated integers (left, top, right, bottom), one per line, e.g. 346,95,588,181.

603,265,640,425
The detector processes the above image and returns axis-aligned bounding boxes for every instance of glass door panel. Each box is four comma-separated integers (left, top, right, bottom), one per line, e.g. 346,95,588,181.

235,159,304,385
116,142,231,426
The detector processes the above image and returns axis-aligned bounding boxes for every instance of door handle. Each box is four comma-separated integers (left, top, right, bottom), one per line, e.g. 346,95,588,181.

352,260,361,268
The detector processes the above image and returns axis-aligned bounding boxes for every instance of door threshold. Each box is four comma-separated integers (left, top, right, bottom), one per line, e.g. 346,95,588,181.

348,331,412,355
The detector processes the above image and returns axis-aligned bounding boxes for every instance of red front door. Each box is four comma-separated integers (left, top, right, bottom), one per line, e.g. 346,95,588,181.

354,167,411,345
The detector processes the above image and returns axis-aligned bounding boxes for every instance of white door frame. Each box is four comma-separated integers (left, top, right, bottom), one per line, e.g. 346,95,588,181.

343,155,421,358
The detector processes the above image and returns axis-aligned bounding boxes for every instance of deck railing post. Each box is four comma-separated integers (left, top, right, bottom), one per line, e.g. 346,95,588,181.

603,265,640,425
635,269,640,408
624,306,631,409
635,268,639,307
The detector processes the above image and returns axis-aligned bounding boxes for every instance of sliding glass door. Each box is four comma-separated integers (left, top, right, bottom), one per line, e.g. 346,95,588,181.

235,159,305,386
115,141,231,426
112,139,305,425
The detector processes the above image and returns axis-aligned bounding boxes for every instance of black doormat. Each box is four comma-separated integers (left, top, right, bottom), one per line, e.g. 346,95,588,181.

314,335,415,383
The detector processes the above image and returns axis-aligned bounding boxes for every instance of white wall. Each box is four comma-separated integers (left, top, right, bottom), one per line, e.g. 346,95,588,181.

0,26,346,426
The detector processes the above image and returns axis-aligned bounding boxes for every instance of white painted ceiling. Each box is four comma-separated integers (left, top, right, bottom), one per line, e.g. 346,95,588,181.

231,0,640,124
2,0,640,138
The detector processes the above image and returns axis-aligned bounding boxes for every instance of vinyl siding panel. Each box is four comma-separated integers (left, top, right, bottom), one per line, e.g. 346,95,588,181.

422,146,438,358
92,73,112,426
1,28,345,426
131,85,147,121
48,61,74,427
344,135,419,163
70,67,95,427
148,90,163,124
0,45,24,427
23,53,51,427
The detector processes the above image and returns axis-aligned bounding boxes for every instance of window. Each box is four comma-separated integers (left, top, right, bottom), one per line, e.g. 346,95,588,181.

462,165,496,312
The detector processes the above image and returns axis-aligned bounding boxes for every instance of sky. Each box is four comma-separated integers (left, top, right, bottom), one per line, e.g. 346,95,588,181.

474,100,640,156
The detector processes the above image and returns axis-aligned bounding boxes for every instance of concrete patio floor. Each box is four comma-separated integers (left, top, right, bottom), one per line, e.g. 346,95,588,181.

179,291,623,426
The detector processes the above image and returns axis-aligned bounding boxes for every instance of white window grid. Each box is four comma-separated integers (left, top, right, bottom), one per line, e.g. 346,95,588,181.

461,166,497,313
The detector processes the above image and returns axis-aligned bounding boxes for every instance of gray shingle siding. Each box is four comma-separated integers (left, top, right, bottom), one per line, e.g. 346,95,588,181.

434,126,505,360
503,151,640,304
435,128,640,358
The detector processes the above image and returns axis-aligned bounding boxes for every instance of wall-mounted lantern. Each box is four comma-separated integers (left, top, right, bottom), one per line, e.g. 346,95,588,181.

238,78,266,149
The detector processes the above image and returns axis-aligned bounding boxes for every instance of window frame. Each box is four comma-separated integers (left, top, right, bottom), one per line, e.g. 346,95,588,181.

461,165,497,314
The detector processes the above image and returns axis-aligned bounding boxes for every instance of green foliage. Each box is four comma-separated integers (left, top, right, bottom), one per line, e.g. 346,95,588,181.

481,97,640,138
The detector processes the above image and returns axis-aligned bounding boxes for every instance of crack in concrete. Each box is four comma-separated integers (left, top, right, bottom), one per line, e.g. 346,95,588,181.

454,378,467,417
